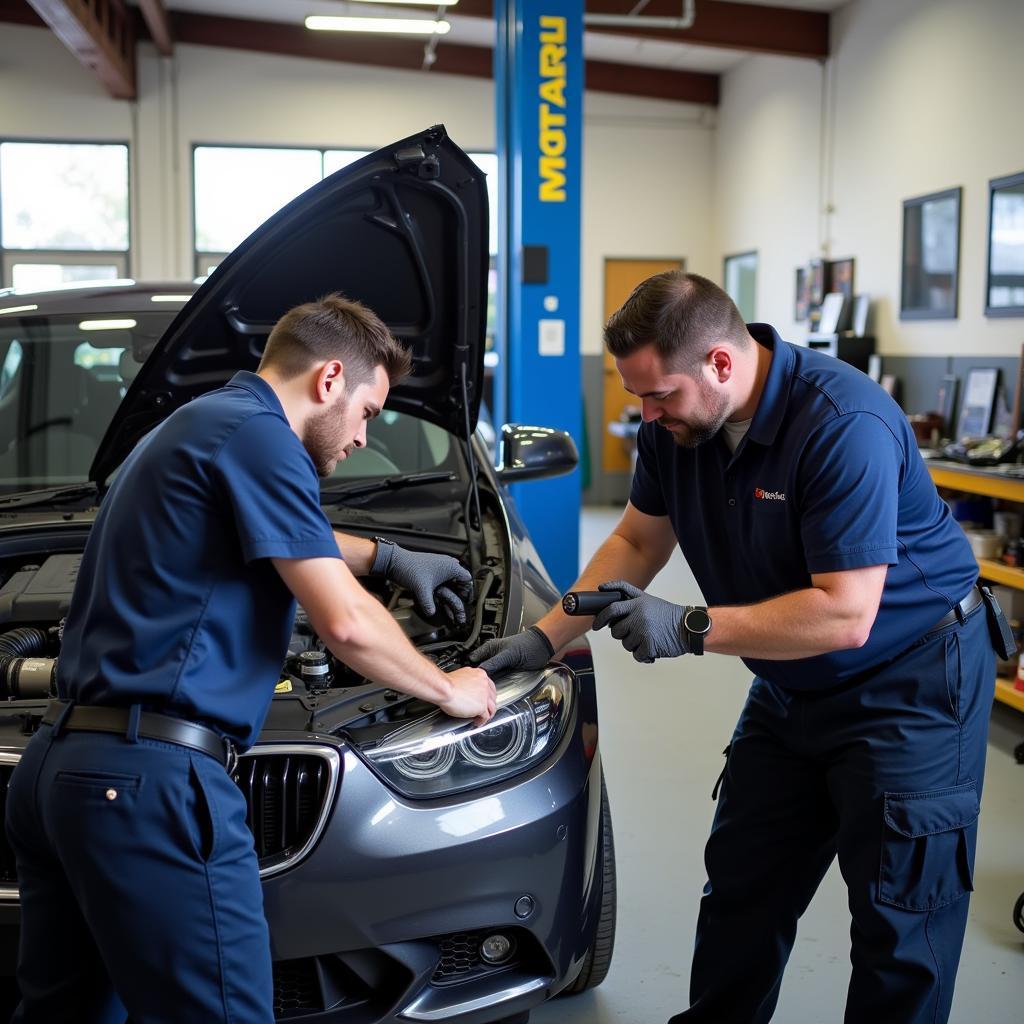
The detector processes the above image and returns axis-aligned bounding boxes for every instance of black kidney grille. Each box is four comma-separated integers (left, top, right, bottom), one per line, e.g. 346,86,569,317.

0,763,16,884
273,957,323,1017
233,753,331,865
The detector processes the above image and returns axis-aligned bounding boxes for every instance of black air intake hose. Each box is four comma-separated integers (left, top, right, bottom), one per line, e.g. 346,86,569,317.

0,627,56,699
0,627,48,661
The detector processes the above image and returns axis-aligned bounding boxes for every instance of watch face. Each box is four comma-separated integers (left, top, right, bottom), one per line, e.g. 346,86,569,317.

685,608,712,634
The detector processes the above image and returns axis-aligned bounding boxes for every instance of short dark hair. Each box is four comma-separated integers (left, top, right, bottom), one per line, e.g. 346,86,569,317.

604,271,749,371
259,293,412,388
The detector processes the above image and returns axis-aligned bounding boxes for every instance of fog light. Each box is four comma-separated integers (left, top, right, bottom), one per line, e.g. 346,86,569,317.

479,933,514,964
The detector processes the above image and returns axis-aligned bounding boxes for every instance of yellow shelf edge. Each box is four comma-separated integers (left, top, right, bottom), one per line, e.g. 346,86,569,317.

994,677,1024,713
977,558,1024,590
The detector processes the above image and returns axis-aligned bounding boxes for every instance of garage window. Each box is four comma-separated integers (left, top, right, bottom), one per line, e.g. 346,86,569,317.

193,145,499,276
0,141,131,290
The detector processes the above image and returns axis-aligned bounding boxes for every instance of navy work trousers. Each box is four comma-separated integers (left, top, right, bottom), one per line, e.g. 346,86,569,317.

670,601,995,1024
4,723,274,1024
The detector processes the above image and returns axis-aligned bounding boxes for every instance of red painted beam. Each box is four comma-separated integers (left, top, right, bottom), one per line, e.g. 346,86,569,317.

24,0,136,98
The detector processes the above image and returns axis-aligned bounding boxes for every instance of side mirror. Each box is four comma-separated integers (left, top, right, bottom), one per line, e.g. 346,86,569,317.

495,424,578,483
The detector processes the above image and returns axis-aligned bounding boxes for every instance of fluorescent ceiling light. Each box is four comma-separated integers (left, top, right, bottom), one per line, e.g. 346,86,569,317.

150,294,193,303
305,15,451,34
0,304,38,315
79,318,137,331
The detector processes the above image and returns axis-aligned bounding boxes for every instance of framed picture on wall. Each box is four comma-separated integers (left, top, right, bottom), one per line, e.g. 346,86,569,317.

985,170,1024,318
900,186,962,320
827,257,855,299
794,267,809,321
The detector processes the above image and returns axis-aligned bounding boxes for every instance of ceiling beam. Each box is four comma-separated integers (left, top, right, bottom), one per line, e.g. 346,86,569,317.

137,0,172,57
170,11,720,105
396,0,830,60
23,0,136,98
584,0,830,59
0,2,724,104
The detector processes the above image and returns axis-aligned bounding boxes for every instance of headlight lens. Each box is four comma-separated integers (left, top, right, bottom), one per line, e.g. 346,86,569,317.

360,666,574,797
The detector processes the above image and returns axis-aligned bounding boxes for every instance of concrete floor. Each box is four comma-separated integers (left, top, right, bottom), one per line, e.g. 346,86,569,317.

533,507,1024,1024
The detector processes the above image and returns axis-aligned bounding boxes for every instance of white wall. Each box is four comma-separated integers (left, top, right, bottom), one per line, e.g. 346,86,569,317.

581,95,715,354
714,0,1024,357
0,23,712,358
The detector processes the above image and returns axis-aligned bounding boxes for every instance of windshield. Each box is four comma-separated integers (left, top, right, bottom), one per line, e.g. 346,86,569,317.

0,312,168,494
0,309,462,497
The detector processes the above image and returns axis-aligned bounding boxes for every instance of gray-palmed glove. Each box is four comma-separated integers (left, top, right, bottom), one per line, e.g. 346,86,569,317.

591,580,688,663
470,626,554,675
370,538,474,624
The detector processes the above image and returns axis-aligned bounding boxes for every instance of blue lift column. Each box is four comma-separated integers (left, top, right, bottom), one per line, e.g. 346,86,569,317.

495,0,584,593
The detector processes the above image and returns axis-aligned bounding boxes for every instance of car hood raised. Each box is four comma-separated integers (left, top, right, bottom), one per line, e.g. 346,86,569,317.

90,125,488,485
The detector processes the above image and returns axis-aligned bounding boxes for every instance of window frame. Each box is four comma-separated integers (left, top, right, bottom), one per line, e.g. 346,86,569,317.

191,142,499,277
0,136,133,289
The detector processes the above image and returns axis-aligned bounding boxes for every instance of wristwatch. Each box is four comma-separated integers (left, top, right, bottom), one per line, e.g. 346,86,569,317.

682,606,712,655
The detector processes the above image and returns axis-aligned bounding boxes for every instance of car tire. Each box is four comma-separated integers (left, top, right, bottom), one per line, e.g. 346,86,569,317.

563,770,617,994
1014,891,1024,934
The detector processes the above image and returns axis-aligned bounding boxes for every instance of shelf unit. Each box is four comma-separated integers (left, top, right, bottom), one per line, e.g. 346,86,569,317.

928,461,1024,713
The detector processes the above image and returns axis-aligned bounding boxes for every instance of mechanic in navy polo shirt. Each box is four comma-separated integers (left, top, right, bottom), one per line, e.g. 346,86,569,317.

474,272,1007,1024
6,294,496,1024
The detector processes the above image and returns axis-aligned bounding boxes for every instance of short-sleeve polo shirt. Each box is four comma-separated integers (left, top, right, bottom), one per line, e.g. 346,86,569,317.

57,371,341,747
629,324,978,690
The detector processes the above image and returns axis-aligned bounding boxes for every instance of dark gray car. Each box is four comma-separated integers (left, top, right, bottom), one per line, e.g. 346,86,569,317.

0,126,615,1023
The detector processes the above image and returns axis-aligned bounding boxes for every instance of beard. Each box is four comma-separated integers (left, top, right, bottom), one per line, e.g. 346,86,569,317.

303,396,352,478
662,374,730,449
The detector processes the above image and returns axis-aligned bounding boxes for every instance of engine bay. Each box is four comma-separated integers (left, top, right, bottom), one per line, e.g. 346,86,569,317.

0,512,509,715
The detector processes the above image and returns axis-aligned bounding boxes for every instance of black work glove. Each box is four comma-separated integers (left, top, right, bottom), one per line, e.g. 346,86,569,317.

371,539,474,624
470,626,554,675
591,580,688,663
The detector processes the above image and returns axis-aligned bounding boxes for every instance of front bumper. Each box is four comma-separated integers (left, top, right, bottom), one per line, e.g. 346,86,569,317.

260,709,604,1023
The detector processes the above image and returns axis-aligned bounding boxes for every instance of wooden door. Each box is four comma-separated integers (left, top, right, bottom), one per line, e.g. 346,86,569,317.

602,258,684,471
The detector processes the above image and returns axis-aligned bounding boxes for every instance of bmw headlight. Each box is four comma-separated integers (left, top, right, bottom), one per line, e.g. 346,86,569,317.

360,666,574,797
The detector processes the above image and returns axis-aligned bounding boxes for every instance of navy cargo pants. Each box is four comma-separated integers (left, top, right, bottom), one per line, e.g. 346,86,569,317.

4,720,274,1023
670,600,995,1024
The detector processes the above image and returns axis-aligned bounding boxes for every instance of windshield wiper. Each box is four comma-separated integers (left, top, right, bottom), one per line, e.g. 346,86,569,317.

0,482,101,511
319,471,458,502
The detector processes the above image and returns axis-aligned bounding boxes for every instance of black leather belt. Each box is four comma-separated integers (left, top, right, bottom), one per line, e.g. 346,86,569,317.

930,586,984,631
42,701,238,772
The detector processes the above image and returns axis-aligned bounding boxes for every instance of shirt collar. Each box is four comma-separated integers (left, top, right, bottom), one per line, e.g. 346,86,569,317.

744,323,794,448
226,370,288,421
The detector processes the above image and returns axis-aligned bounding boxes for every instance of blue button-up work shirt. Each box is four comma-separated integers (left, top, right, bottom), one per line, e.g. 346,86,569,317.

629,324,978,690
58,371,341,746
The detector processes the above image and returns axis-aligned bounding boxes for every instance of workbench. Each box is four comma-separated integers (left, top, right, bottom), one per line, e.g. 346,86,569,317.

927,460,1024,713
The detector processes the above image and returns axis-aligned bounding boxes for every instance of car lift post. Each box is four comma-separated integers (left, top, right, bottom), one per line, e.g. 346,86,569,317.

495,0,584,592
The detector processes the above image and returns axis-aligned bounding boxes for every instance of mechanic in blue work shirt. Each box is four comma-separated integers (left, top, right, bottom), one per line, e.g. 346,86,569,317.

5,294,496,1024
474,271,1008,1024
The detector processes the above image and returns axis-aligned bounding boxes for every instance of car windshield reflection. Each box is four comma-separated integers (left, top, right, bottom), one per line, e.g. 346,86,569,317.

0,309,462,499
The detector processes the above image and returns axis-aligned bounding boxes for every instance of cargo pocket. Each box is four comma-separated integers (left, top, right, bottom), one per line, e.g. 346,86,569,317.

879,780,979,911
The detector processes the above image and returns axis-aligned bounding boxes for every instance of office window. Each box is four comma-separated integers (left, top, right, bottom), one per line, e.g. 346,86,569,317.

193,146,323,262
0,141,130,288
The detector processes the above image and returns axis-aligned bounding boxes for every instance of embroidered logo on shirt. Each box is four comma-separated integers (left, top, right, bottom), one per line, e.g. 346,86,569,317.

754,487,786,501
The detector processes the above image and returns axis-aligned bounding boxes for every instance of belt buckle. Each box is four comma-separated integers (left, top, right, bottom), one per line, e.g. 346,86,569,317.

223,737,239,776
